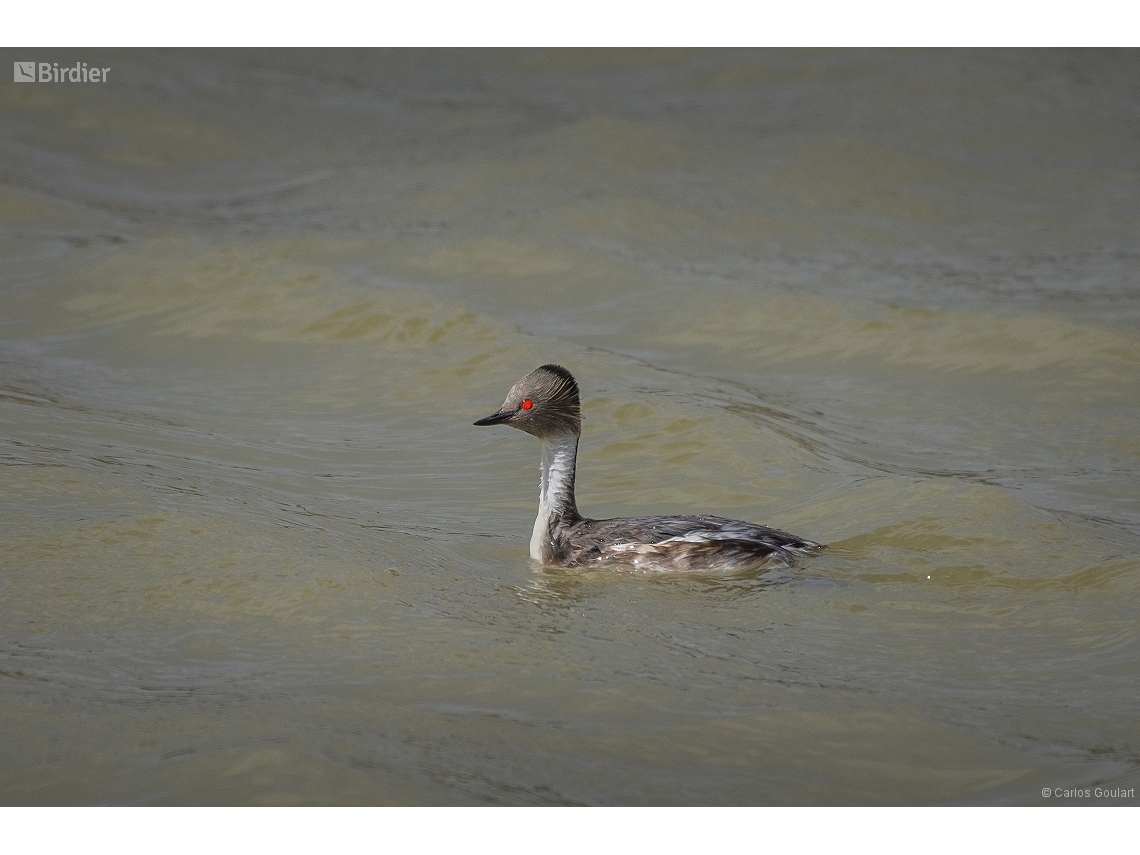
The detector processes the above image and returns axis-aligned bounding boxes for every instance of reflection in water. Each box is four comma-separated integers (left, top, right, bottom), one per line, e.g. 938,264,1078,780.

511,559,799,610
2,48,1139,805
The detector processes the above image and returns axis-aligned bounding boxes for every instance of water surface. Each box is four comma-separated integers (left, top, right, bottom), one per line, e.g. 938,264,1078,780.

1,48,1138,805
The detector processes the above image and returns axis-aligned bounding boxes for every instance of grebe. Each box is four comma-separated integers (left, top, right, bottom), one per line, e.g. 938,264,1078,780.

474,364,821,572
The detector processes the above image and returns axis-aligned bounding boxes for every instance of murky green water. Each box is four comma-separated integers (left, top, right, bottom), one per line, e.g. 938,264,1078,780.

1,48,1138,805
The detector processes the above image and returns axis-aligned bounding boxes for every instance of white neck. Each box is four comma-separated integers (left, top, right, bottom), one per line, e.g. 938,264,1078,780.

530,434,579,562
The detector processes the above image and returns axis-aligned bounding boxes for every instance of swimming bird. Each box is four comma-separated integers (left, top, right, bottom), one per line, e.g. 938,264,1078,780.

474,364,821,572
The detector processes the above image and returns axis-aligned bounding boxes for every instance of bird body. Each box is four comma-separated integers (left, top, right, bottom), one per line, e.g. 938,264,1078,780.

475,365,820,572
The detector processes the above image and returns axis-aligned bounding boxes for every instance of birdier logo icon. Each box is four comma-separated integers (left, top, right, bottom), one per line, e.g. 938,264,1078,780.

14,62,36,82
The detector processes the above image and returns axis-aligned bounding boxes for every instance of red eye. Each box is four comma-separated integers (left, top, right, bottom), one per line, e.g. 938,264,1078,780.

520,398,534,410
